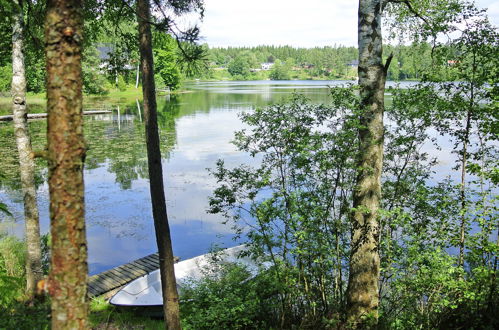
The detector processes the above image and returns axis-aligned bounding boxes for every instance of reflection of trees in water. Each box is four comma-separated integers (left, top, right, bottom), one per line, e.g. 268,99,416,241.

1,85,331,193
83,98,180,190
0,97,182,193
85,116,148,190
0,120,47,192
175,85,333,117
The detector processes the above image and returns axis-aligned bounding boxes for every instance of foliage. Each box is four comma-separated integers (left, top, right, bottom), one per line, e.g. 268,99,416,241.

0,298,50,329
209,56,498,328
0,172,12,216
206,43,446,81
116,75,128,92
209,92,360,327
0,64,12,93
0,235,48,327
227,52,257,79
83,46,109,95
153,33,181,91
24,44,45,93
268,59,291,80
180,259,280,330
0,235,25,306
377,10,499,328
89,297,163,329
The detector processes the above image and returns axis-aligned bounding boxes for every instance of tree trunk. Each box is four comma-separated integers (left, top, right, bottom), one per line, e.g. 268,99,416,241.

11,0,42,299
458,108,471,270
45,0,88,328
346,0,388,325
458,52,475,271
136,0,181,329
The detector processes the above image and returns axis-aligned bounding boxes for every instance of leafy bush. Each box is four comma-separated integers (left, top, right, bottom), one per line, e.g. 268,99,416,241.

209,82,498,328
209,92,360,327
25,48,46,93
0,298,50,329
116,75,128,92
154,34,181,91
0,65,12,93
0,235,26,306
269,60,291,80
180,261,280,330
83,46,109,95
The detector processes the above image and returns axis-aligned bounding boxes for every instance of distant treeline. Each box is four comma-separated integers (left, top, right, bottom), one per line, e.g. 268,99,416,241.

200,43,435,81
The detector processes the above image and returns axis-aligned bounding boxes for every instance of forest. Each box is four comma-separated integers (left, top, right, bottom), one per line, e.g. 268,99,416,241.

0,0,498,329
201,43,435,81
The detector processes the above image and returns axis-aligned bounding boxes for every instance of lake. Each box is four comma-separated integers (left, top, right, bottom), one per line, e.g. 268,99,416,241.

0,80,423,275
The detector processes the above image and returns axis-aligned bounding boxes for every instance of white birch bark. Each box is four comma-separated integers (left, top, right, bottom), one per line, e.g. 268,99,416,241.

346,0,388,325
11,0,43,297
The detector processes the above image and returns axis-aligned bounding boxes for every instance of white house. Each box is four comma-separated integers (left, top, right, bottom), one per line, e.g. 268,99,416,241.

261,62,274,70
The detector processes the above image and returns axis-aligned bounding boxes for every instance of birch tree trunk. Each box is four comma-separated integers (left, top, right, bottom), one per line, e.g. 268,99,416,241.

11,0,42,298
346,0,389,325
45,0,88,328
136,0,181,328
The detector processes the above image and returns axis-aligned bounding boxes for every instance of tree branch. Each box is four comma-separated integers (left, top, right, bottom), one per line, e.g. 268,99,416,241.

384,52,394,76
384,0,430,26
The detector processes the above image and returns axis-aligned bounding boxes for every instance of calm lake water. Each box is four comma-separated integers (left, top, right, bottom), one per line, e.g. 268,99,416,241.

1,80,425,275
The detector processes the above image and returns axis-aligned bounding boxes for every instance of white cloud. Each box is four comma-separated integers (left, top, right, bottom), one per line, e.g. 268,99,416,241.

199,0,358,47
196,0,498,47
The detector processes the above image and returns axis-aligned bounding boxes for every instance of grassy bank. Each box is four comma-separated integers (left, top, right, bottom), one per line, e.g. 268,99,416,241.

0,88,145,116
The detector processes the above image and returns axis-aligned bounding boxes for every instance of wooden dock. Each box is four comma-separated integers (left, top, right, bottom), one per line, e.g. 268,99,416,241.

0,110,112,122
88,252,160,299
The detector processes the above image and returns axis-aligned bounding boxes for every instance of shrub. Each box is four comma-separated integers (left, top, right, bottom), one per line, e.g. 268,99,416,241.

180,261,280,329
117,75,128,92
0,65,12,93
0,235,26,306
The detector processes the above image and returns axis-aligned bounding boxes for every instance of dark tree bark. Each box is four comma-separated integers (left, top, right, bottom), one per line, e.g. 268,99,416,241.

346,0,390,326
45,0,88,328
136,0,181,328
11,0,42,298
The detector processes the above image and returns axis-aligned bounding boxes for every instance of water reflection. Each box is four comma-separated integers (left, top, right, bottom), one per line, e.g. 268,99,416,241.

0,80,423,274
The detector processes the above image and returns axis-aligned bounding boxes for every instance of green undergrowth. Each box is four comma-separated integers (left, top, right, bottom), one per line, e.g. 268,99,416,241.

89,297,164,329
89,261,281,329
0,299,51,330
0,234,50,330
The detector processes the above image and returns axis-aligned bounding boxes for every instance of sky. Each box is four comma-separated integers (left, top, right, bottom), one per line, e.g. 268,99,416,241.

187,0,499,48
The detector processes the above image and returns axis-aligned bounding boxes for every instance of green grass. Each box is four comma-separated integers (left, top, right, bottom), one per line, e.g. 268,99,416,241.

0,93,47,115
0,296,165,329
90,297,164,329
0,88,142,116
0,86,197,116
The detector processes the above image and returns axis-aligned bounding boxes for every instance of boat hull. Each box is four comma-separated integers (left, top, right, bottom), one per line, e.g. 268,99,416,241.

109,245,259,306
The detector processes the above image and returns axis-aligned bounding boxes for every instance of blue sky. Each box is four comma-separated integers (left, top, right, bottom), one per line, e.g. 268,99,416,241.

192,0,499,47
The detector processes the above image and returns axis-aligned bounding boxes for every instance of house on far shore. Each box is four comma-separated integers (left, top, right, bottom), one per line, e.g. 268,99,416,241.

346,59,359,68
96,44,135,73
96,44,113,70
261,62,274,70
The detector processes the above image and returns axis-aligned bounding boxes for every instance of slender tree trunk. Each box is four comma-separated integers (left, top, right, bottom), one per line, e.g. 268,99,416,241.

458,108,471,270
45,0,88,328
346,0,390,325
458,52,476,270
11,0,42,298
136,1,181,328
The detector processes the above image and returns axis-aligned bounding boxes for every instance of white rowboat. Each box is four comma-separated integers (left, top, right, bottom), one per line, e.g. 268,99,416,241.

109,245,259,306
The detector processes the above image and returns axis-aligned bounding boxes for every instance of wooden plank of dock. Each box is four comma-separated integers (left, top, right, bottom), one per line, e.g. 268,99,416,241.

87,252,160,298
0,110,112,122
